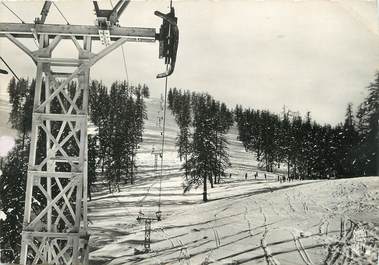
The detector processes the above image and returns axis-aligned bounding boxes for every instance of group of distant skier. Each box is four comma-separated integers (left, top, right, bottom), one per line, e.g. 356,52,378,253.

241,171,302,183
278,175,301,183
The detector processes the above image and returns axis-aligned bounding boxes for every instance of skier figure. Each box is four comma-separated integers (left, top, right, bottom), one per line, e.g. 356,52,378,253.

264,173,267,180
255,172,257,179
230,173,232,178
245,173,247,180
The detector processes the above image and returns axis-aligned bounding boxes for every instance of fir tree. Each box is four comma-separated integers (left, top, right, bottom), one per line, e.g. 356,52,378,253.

339,103,359,176
0,141,28,263
89,81,148,190
88,135,98,201
356,74,379,175
1,78,35,263
183,93,231,201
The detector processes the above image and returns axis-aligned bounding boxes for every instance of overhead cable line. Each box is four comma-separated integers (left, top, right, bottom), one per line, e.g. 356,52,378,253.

1,1,25,24
120,45,129,86
158,0,174,214
109,0,129,84
158,71,168,215
0,56,19,80
52,2,70,25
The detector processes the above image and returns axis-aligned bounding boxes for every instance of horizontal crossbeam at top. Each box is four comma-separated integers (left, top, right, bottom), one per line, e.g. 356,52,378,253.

0,23,156,42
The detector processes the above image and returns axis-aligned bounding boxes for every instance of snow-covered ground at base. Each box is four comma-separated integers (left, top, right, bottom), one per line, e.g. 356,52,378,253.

88,98,379,265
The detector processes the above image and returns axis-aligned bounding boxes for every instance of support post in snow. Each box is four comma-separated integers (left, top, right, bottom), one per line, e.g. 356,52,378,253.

136,215,159,253
144,219,152,251
152,147,162,172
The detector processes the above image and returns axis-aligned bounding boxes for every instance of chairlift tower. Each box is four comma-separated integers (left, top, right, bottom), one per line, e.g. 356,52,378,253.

136,210,161,253
151,146,162,172
152,104,164,172
136,214,160,252
0,1,178,264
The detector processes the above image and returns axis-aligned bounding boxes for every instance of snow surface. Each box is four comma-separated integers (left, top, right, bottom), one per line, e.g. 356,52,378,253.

88,98,379,265
0,210,6,221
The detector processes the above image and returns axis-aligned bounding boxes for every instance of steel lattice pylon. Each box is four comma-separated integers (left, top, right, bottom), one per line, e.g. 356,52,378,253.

15,34,138,264
19,34,94,265
0,2,178,263
0,29,155,264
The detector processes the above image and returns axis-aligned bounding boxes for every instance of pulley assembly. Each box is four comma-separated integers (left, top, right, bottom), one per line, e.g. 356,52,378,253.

155,7,179,78
93,0,179,78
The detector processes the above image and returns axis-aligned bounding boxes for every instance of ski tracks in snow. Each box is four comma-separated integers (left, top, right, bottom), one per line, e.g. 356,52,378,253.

159,227,191,265
284,192,296,213
201,206,232,264
323,224,354,265
260,206,281,265
212,208,226,249
211,225,221,249
244,206,253,237
291,231,314,265
268,200,280,217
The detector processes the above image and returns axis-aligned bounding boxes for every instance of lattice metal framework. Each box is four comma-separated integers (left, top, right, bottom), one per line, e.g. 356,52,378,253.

0,23,156,265
0,1,178,263
19,34,95,265
144,219,152,251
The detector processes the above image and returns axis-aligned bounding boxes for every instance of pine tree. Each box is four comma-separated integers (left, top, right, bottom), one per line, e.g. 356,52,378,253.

88,135,98,201
185,95,211,201
175,92,192,178
168,88,174,110
182,93,231,201
278,108,291,177
214,102,232,184
356,74,379,175
89,81,111,175
338,103,359,176
1,77,34,263
89,81,148,190
0,141,28,263
300,112,314,179
142,84,150,98
7,77,33,149
129,85,147,184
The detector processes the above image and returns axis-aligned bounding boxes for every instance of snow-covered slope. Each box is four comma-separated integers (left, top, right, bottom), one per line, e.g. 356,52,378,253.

88,97,379,265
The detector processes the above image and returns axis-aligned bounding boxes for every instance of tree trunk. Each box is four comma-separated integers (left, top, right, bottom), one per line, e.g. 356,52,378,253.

185,153,188,181
101,156,105,174
209,176,214,188
130,151,134,185
203,175,208,202
88,187,92,201
257,143,261,161
21,130,26,151
125,152,129,184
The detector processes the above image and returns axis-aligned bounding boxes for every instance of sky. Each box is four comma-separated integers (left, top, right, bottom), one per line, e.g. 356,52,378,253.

0,0,378,148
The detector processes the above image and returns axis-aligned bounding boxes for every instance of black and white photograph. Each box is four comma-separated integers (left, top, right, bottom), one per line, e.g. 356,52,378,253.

0,0,378,264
